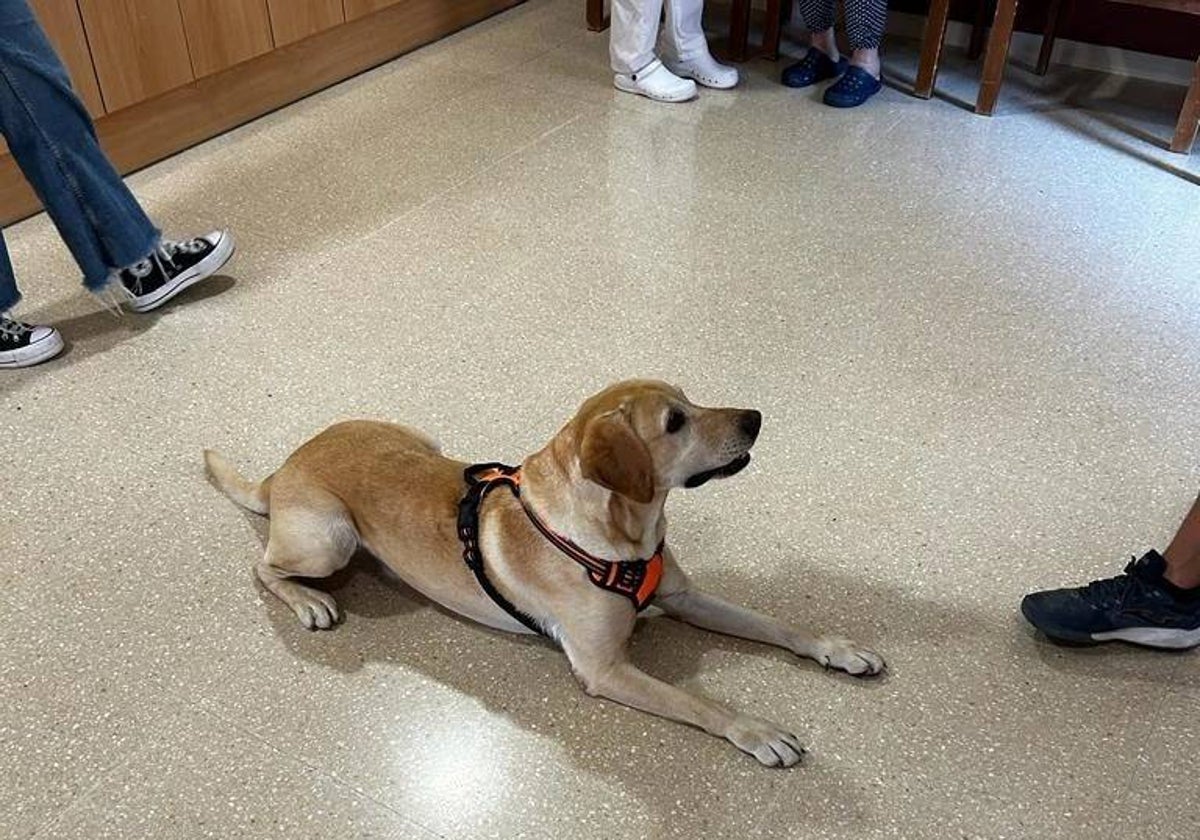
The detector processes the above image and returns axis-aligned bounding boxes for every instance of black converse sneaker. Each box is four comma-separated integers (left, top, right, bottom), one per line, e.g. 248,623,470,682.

118,230,234,313
0,314,64,368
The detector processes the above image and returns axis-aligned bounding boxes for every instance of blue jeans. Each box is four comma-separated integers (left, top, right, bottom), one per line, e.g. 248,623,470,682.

0,0,159,312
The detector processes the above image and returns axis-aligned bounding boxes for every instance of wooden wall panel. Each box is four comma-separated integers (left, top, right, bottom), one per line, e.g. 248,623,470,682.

77,0,194,112
343,0,403,21
29,0,104,116
0,0,527,224
267,0,345,46
180,0,274,78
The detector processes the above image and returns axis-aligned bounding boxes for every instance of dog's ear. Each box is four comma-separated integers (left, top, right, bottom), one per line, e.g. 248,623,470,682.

579,409,656,504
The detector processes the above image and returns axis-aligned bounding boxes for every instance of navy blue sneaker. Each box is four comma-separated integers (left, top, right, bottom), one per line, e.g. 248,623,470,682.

781,49,847,89
1021,551,1200,650
822,66,882,108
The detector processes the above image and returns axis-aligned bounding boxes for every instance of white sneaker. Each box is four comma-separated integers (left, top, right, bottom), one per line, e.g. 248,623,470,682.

614,59,697,103
664,52,739,90
0,315,63,369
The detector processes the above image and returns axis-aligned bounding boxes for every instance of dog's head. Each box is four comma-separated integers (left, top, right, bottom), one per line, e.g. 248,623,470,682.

566,380,761,504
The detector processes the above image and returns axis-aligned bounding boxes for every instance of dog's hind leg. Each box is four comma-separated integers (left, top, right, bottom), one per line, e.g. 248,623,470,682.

257,483,358,630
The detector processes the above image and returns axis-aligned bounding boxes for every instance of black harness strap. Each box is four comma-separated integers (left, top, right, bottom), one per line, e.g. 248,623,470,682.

457,463,547,636
457,462,666,637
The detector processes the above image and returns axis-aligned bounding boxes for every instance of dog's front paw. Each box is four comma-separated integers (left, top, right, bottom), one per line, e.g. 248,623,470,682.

283,585,341,631
801,636,885,677
725,715,807,768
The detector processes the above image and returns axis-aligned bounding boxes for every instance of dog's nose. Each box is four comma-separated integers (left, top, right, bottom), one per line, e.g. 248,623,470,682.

739,410,762,441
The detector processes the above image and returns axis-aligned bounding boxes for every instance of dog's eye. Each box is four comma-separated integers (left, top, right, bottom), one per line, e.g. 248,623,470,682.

665,410,687,434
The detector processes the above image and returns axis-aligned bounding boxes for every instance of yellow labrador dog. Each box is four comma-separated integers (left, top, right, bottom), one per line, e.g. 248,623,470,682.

205,379,883,767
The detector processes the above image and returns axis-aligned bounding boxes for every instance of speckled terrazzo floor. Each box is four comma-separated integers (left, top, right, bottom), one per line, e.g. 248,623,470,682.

3,1,1198,838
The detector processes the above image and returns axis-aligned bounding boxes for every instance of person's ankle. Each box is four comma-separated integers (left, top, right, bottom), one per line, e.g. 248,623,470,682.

669,49,710,66
850,58,880,79
1153,548,1200,601
809,30,839,62
1163,562,1200,592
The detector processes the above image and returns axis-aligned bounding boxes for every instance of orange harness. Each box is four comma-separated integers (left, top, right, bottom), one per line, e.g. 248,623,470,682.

457,463,664,637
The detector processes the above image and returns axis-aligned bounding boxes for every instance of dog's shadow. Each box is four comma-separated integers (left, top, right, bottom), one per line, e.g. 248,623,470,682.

238,511,881,820
240,508,892,824
245,509,1193,829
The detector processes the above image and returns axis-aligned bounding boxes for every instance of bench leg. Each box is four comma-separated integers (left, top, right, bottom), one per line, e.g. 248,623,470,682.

587,0,609,32
976,0,1018,116
915,0,952,99
1035,0,1065,75
1170,56,1200,154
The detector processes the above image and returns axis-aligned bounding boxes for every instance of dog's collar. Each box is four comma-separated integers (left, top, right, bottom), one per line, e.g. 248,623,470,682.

457,462,664,636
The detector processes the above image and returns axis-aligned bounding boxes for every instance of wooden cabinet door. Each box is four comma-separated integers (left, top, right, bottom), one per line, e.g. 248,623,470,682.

28,0,104,116
179,0,274,78
267,0,344,46
77,0,194,112
343,0,402,21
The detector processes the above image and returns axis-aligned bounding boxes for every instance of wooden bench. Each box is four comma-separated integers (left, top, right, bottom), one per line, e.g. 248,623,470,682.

914,0,1199,153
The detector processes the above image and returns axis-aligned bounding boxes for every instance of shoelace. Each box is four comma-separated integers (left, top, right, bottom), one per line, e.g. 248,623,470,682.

121,238,205,296
0,317,31,342
1080,557,1148,607
165,237,208,257
122,253,165,297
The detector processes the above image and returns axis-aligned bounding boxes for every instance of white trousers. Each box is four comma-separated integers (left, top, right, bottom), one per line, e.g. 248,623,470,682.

609,0,709,76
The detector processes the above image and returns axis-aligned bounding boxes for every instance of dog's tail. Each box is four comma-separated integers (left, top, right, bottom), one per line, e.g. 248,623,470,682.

203,449,271,515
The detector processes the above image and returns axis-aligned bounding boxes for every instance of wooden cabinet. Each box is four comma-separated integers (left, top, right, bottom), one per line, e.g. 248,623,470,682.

29,0,104,116
179,0,274,78
344,0,404,20
267,0,345,46
0,0,526,224
77,0,193,112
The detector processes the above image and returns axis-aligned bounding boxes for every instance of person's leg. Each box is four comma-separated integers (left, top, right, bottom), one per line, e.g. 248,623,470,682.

796,0,838,58
0,227,64,367
1164,493,1200,588
781,0,847,88
821,0,886,106
1021,491,1200,651
0,0,159,295
0,225,19,312
659,0,739,89
611,0,665,76
844,0,887,77
0,0,233,332
610,0,697,102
